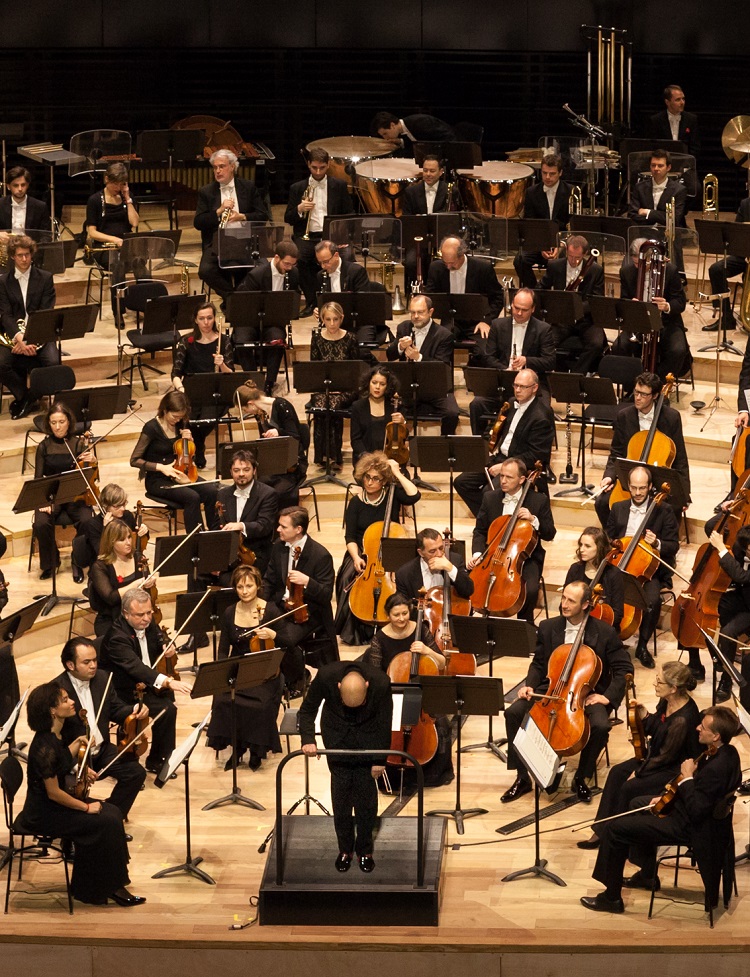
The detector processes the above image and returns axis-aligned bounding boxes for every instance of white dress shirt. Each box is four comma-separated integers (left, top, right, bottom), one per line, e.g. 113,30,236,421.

420,557,457,591
544,183,559,219
15,267,30,309
11,198,27,232
449,258,468,294
651,179,669,209
637,407,655,431
424,184,437,214
500,399,532,457
306,177,327,234
68,675,104,752
270,261,285,291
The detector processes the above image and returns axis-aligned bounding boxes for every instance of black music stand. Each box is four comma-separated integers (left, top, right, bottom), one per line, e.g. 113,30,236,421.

509,219,559,257
451,616,536,761
421,674,503,834
182,371,254,477
293,359,367,488
536,290,585,334
25,304,98,360
613,459,690,513
174,588,235,663
0,599,46,760
382,360,453,491
315,291,393,346
14,469,97,616
548,373,615,497
588,295,626,337
618,300,663,369
219,437,298,480
380,536,467,575
411,436,489,537
226,290,296,389
0,686,31,777
462,365,514,405
54,385,130,429
217,224,283,270
697,221,750,374
152,712,214,885
192,649,284,811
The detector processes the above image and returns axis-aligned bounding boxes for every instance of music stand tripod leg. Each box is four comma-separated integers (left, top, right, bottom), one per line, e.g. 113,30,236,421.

500,783,566,886
460,639,507,761
427,705,488,836
152,761,216,884
202,689,265,811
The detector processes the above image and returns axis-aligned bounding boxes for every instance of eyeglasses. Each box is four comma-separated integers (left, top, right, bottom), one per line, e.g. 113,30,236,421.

513,383,535,390
633,390,654,398
363,473,383,482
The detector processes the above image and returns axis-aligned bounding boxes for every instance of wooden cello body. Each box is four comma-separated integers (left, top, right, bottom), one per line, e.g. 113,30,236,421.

422,529,475,675
387,600,439,767
349,481,407,624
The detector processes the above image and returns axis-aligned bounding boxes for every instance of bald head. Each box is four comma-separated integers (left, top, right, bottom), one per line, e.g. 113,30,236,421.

339,671,368,707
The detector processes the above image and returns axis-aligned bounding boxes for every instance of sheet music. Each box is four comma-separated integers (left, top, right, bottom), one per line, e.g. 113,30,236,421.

0,688,29,749
314,696,403,733
734,695,750,738
514,713,561,789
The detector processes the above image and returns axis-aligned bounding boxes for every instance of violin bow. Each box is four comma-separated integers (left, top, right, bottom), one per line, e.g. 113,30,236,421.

96,709,167,777
86,405,143,448
76,672,112,782
62,437,106,517
635,540,690,585
153,586,214,665
237,603,308,640
150,524,201,575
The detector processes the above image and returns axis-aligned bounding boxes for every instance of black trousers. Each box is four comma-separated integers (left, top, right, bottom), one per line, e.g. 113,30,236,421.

33,501,93,573
233,324,285,389
292,234,322,306
610,324,692,384
329,762,379,855
514,250,549,289
139,687,177,767
709,255,746,315
144,474,220,533
198,249,246,301
550,320,606,375
91,742,147,818
0,341,60,403
637,578,663,646
719,589,750,709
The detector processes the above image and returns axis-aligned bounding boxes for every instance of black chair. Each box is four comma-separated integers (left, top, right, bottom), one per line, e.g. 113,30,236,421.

294,421,319,530
0,755,74,914
21,365,78,473
121,281,173,391
577,355,642,465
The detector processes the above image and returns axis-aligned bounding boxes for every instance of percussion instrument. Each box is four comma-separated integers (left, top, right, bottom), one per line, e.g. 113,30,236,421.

305,136,394,186
355,158,422,217
456,161,534,217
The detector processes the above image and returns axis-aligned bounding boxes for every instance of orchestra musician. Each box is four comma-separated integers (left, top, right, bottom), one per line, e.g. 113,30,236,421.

349,366,406,468
610,237,692,382
236,239,300,394
0,166,51,241
564,528,625,633
394,527,474,605
262,506,339,696
705,194,750,333
456,368,555,517
467,456,556,625
300,660,393,873
386,293,459,435
79,482,148,569
33,401,95,582
313,240,382,347
648,86,700,158
513,153,571,289
594,371,690,529
205,565,285,772
129,390,220,533
87,519,157,637
581,706,741,915
501,581,630,804
20,681,143,907
706,526,750,705
193,149,269,302
606,465,680,669
0,233,58,419
171,301,234,470
539,234,606,375
401,156,460,293
85,162,139,322
371,111,457,153
577,660,699,852
215,448,279,578
100,587,192,776
627,149,687,230
56,637,149,822
284,147,352,316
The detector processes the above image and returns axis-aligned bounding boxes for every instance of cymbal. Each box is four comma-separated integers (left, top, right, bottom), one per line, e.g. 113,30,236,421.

722,116,750,162
305,136,395,161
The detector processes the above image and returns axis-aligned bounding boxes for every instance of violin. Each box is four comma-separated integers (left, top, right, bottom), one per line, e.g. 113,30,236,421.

174,429,198,482
487,401,510,455
137,543,163,627
422,529,475,675
349,479,408,624
131,500,149,568
383,393,409,467
586,550,617,629
118,682,149,757
469,460,543,616
609,376,677,507
651,744,718,817
387,596,439,768
215,500,256,567
76,430,101,507
69,708,92,801
286,544,309,624
624,673,647,762
243,600,275,653
159,625,181,682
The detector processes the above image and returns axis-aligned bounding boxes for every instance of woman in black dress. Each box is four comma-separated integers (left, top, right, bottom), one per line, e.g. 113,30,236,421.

21,682,143,907
564,527,625,633
88,519,157,637
206,565,284,770
129,390,220,533
85,162,139,321
171,301,235,469
33,401,95,581
335,451,420,645
349,365,406,469
309,301,360,470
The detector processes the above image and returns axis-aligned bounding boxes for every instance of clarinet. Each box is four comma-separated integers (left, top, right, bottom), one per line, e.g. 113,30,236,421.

558,403,579,484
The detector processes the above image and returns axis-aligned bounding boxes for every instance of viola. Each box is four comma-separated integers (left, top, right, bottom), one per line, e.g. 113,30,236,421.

69,708,92,801
174,429,198,482
383,393,409,467
487,401,510,455
132,500,149,568
118,682,149,757
422,529,475,675
469,460,543,617
216,500,256,567
159,625,181,682
609,376,676,507
75,430,101,507
624,673,646,762
387,597,439,768
286,544,309,624
349,480,408,624
652,744,718,817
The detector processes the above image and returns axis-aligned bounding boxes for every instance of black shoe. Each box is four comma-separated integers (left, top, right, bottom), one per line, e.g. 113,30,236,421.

702,321,720,332
500,776,532,803
738,779,750,795
689,663,706,683
145,758,176,779
580,893,624,914
299,305,315,318
576,836,600,850
635,644,656,669
10,394,33,420
335,852,353,873
715,674,733,703
224,752,245,771
623,870,660,891
72,563,84,584
40,567,55,580
124,833,133,843
358,854,375,873
574,778,592,803
110,887,147,907
195,454,206,470
248,753,262,772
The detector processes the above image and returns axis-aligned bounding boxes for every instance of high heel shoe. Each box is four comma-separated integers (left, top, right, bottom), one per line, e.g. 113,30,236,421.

224,751,245,771
110,887,146,907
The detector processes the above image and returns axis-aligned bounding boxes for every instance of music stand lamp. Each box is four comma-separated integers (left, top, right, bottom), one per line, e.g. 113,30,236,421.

451,616,536,762
410,435,489,538
226,290,296,391
192,649,284,812
182,370,256,479
174,587,236,664
152,712,215,885
548,372,616,497
293,359,367,488
25,304,98,363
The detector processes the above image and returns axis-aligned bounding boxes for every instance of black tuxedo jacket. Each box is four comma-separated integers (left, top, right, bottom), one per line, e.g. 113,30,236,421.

403,114,456,144
426,256,503,321
605,403,690,493
522,181,571,231
386,319,454,366
0,265,55,337
262,535,335,637
472,486,556,565
484,315,556,377
238,258,301,296
193,178,269,249
563,561,625,633
627,178,687,227
607,498,680,578
284,176,353,236
215,480,278,571
648,110,700,157
487,396,556,471
395,551,474,601
401,179,458,216
527,616,631,707
0,195,51,232
100,617,171,703
56,669,133,747
619,260,686,329
540,255,605,299
316,257,370,294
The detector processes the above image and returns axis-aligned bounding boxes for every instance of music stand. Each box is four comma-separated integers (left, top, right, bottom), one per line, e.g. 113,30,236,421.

613,459,690,513
536,290,585,335
0,599,45,758
226,290,296,388
510,219,559,256
451,616,536,761
54,385,130,434
192,649,284,811
618,300,663,370
588,294,626,337
0,686,31,771
14,470,97,615
218,437,297,480
447,293,491,341
137,129,204,221
217,224,283,270
182,371,257,477
19,144,83,239
25,304,98,361
293,359,367,487
411,436,489,537
421,674,503,834
548,373,615,497
462,365,514,401
315,291,393,346
174,587,236,663
152,711,215,885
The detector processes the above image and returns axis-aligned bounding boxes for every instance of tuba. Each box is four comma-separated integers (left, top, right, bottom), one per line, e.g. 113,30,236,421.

636,239,667,371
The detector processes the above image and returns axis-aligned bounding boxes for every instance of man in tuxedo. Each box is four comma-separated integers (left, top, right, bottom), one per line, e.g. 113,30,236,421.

193,149,269,302
425,235,503,353
215,448,278,577
706,196,750,333
0,166,51,242
501,581,630,804
627,150,687,231
611,237,692,382
371,112,456,154
457,369,555,516
607,466,680,668
648,85,700,158
539,234,606,374
386,293,459,435
470,288,555,433
235,240,300,392
56,637,147,822
402,156,460,293
395,527,474,603
314,239,382,345
467,456,556,623
0,234,58,419
514,154,571,288
285,147,353,316
262,506,339,694
100,588,192,775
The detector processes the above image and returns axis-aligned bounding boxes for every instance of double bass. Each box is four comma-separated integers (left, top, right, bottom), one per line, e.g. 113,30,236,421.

349,479,407,624
422,529,475,675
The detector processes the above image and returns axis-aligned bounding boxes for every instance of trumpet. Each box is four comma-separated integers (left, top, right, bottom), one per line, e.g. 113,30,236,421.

412,235,424,295
301,184,316,241
83,241,119,259
219,204,232,229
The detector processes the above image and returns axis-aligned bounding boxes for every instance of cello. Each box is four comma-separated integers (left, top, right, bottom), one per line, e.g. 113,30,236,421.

469,460,543,616
422,529,475,675
349,478,408,624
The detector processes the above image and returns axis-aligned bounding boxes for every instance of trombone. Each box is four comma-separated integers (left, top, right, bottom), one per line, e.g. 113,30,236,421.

301,185,316,241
